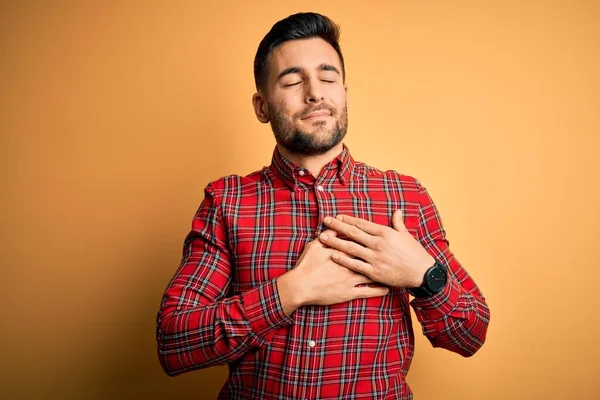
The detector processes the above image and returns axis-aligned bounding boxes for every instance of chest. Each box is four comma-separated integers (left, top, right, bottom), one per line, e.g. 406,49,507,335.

226,185,420,293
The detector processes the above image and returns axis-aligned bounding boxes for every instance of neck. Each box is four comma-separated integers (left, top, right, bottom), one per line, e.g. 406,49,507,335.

277,142,344,178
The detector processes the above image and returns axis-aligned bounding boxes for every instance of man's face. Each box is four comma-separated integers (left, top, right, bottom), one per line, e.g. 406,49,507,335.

261,38,348,155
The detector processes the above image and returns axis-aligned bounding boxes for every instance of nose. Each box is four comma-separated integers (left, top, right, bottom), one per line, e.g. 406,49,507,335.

304,77,324,104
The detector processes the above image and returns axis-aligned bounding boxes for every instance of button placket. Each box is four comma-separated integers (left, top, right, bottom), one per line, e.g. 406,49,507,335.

309,182,331,399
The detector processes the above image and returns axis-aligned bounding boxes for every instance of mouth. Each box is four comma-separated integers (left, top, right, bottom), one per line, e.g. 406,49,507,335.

301,110,331,120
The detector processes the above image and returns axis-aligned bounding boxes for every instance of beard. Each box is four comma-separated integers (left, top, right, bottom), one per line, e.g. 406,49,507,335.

267,102,348,156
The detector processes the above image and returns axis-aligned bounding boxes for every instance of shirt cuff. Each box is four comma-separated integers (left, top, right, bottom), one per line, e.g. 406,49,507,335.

410,275,461,321
242,279,294,341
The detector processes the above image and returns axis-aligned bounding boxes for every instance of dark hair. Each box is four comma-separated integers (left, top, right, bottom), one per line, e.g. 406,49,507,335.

253,12,345,92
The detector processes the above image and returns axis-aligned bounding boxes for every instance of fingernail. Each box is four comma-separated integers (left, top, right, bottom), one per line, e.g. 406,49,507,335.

320,233,328,240
336,215,344,221
324,217,332,224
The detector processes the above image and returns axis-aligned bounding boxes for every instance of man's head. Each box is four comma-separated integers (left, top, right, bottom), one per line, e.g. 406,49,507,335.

252,13,348,156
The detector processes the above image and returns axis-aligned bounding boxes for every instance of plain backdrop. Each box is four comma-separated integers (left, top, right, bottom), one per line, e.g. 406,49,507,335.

1,1,599,399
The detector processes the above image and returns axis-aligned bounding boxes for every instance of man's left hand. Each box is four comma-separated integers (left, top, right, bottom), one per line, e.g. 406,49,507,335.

319,210,435,288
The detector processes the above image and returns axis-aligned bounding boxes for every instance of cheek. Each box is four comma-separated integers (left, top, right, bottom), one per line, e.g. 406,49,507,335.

329,88,347,108
279,102,304,120
271,93,301,116
268,100,289,119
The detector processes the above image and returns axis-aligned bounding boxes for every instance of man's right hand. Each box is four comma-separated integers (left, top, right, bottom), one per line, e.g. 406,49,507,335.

276,229,390,316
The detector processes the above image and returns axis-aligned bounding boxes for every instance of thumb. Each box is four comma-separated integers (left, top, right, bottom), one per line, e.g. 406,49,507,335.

392,209,407,232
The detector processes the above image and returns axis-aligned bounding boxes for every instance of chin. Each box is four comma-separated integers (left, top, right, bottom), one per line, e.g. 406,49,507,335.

302,120,330,131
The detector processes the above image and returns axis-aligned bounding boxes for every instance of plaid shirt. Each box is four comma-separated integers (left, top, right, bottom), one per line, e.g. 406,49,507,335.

157,145,490,399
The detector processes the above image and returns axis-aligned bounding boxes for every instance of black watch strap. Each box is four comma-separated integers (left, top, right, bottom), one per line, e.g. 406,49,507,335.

407,281,435,298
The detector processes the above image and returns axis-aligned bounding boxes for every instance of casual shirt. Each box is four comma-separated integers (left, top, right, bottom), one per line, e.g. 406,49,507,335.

157,144,490,399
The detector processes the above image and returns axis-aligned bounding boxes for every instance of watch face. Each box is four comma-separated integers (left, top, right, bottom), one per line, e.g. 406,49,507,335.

426,265,448,292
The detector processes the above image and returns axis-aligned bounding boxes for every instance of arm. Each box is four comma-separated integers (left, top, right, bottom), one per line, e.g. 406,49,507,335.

410,181,490,357
318,179,490,357
156,184,293,376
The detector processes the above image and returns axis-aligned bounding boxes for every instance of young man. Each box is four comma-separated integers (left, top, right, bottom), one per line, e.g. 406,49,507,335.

157,12,490,399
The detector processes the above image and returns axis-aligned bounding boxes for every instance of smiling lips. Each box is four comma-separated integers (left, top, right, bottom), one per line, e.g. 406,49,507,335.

302,110,331,120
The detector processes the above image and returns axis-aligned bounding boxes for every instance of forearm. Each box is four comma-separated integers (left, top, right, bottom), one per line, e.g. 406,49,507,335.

157,280,293,375
412,179,490,356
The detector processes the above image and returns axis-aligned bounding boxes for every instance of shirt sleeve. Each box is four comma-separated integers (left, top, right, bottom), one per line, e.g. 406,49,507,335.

410,180,490,357
156,183,294,376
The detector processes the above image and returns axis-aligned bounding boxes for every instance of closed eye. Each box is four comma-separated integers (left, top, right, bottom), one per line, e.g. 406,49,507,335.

284,82,302,87
322,80,335,83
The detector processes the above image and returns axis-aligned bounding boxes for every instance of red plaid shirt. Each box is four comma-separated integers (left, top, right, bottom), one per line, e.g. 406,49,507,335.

157,145,490,399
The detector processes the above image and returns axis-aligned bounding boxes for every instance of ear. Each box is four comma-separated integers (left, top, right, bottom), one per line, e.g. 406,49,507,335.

252,92,270,123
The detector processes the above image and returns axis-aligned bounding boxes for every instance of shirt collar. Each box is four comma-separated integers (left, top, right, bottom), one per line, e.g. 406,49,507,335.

269,144,354,190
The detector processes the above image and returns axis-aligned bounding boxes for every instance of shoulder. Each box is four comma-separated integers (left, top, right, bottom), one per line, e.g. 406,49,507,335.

352,160,422,192
203,167,268,199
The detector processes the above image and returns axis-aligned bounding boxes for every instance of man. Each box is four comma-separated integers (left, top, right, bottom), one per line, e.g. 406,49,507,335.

157,12,490,399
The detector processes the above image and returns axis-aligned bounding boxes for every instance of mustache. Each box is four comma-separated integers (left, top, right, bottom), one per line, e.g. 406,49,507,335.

298,104,337,119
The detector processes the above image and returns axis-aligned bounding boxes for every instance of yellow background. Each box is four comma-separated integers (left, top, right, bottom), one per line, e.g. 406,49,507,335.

2,1,599,399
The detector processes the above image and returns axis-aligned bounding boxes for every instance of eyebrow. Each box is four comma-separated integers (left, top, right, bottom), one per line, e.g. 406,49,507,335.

277,63,341,80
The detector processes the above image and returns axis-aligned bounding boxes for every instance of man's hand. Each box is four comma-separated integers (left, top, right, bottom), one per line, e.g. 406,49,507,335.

277,229,390,316
318,210,435,289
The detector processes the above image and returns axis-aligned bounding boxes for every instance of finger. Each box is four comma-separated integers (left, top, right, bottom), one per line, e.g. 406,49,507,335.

314,229,338,248
328,214,386,237
352,273,375,286
352,286,390,300
331,251,374,277
321,235,374,262
324,217,380,249
322,216,377,249
320,228,338,239
391,209,408,232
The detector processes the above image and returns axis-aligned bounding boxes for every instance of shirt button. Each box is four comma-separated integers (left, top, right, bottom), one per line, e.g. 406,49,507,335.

298,170,305,176
316,185,324,192
308,340,316,348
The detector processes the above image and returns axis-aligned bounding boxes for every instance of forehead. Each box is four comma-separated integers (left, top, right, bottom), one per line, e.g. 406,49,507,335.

268,37,342,76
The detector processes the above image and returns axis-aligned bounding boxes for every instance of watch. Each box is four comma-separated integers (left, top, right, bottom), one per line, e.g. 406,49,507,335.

407,260,448,298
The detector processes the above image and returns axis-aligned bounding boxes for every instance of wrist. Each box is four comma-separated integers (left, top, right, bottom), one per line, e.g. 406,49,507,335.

409,255,435,288
276,270,306,315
